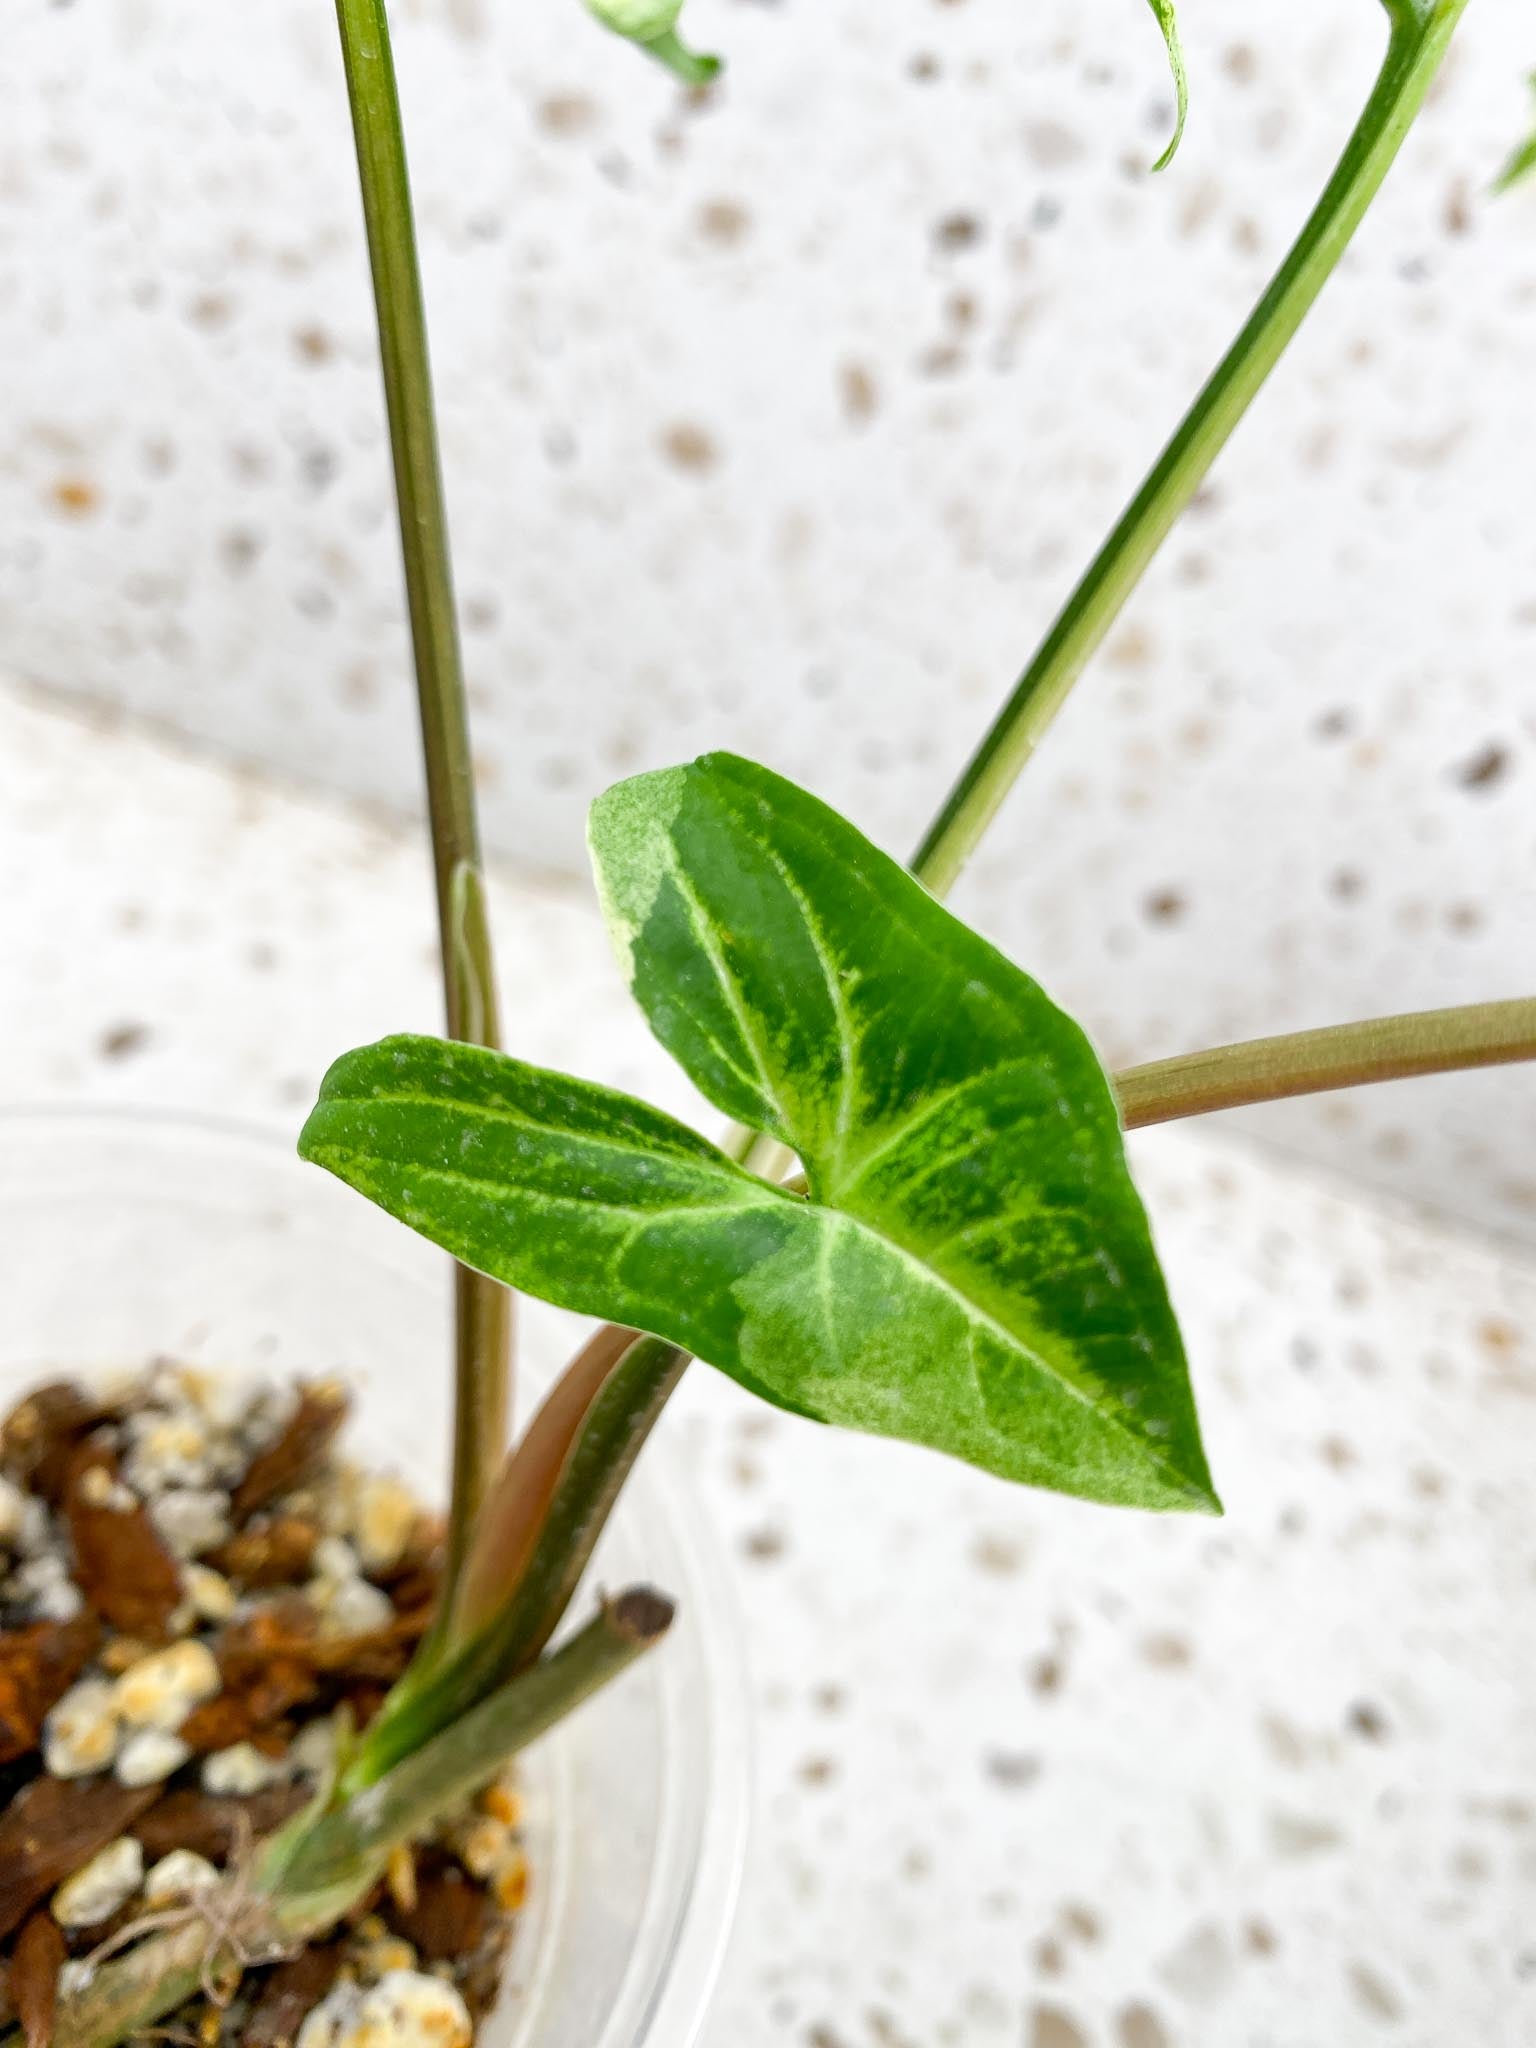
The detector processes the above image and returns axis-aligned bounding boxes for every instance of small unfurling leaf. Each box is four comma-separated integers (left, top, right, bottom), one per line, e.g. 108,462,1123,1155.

583,0,721,86
1144,0,1188,171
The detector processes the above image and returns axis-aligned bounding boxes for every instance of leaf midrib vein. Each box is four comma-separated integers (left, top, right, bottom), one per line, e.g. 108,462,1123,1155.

341,1117,1185,1491
663,850,783,1130
836,1054,1068,1198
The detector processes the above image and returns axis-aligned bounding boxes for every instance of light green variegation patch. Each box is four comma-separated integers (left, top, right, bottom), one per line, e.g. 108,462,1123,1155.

303,755,1217,1515
588,761,688,986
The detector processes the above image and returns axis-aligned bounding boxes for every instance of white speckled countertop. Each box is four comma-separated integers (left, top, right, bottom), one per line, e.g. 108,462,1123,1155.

4,678,1535,2048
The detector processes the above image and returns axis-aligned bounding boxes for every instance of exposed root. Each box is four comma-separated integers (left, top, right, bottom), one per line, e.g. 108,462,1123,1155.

80,1822,299,2010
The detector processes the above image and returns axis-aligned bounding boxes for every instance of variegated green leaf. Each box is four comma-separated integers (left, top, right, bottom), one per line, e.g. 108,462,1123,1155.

302,754,1215,1514
587,751,1213,1508
301,1033,1211,1511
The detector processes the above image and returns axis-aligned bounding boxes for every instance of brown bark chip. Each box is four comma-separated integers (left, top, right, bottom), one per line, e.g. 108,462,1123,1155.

208,1599,323,1731
175,1681,300,1759
0,1775,160,1941
388,1861,490,1963
0,1613,101,1764
2,1383,105,1505
64,1443,182,1640
130,1782,308,1867
232,1385,349,1522
207,1515,319,1590
177,1692,281,1756
214,1593,426,1697
12,1909,65,2048
244,1941,345,2048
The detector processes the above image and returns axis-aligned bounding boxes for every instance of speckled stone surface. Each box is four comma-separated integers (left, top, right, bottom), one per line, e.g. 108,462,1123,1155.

3,682,1535,2048
1,2,1534,1240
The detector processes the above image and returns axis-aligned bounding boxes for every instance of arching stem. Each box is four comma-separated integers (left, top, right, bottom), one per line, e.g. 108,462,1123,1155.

910,0,1472,895
1116,997,1536,1129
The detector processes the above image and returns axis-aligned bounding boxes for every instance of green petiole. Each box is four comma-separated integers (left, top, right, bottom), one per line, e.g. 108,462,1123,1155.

910,0,1473,898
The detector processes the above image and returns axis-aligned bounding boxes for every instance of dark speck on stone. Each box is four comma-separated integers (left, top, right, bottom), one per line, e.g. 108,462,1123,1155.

1029,2003,1087,2047
100,1021,151,1060
1140,1632,1193,1669
1455,742,1510,791
661,422,718,474
1028,1653,1064,1697
1143,887,1186,925
984,1749,1040,1789
970,1531,1024,1575
1117,2006,1171,2048
933,212,983,253
1347,1700,1390,1742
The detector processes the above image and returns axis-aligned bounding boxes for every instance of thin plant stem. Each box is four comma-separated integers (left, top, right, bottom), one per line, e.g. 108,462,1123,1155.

282,1591,674,1902
1116,997,1536,1130
333,0,510,1609
910,0,1472,896
39,1921,207,2048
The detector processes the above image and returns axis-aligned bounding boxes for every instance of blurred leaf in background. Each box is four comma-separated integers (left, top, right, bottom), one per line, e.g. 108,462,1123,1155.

583,0,721,85
1494,73,1536,192
1143,0,1188,169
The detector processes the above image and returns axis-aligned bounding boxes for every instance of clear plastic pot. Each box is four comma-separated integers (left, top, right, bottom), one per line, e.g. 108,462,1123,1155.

0,1106,749,2048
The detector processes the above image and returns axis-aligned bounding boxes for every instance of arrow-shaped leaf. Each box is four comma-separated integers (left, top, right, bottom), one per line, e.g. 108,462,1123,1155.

590,751,1213,1508
302,755,1216,1514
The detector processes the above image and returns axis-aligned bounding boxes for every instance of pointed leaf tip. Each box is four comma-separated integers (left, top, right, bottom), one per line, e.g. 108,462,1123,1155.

1144,0,1188,171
